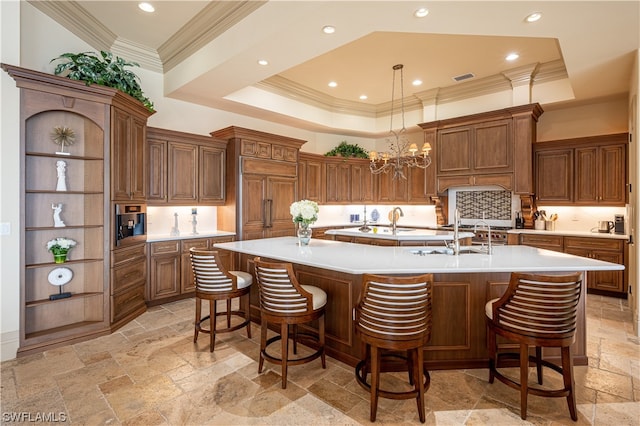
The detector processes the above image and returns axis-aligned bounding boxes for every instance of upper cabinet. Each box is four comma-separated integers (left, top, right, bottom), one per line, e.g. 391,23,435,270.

111,108,149,201
534,133,628,206
419,103,543,195
146,127,227,205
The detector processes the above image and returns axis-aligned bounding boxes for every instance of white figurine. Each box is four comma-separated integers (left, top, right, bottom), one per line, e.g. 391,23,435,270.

52,203,66,227
55,160,67,191
170,212,180,236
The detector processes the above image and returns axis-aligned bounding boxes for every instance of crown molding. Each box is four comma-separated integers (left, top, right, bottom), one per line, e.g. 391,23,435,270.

111,38,163,73
28,0,116,53
159,1,267,72
533,59,569,84
502,63,540,87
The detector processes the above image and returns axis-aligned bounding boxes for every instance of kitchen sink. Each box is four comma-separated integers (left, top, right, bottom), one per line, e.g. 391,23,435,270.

377,227,415,233
406,246,488,256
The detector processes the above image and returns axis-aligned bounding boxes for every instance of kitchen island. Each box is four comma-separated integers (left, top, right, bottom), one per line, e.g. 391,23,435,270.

215,237,623,369
325,226,474,246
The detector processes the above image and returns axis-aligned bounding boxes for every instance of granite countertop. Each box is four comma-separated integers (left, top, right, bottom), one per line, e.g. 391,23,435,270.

147,230,236,242
507,228,630,240
214,237,624,275
325,226,475,241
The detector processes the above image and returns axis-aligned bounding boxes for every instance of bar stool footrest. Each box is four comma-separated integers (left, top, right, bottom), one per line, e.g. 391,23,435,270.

355,354,431,400
493,352,570,398
195,311,251,335
261,333,324,367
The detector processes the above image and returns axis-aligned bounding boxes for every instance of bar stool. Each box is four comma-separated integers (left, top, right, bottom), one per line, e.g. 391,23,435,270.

190,248,252,352
485,272,583,421
354,273,433,423
253,257,326,389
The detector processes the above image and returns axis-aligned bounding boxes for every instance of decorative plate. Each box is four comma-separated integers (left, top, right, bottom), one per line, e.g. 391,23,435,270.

47,267,73,286
371,208,380,222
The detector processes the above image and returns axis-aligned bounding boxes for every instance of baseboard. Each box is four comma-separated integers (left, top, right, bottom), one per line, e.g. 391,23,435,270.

1,330,19,361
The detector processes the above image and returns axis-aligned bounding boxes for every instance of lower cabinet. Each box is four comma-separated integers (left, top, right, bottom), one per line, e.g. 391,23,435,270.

147,236,234,305
111,242,148,330
518,233,627,297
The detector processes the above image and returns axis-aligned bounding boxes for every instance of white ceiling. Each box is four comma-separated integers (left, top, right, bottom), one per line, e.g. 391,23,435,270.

30,1,639,137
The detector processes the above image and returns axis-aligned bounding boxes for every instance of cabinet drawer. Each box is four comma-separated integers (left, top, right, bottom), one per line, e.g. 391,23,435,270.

150,240,180,255
520,234,564,251
112,259,147,294
181,238,209,253
111,284,145,323
112,243,146,266
564,237,623,252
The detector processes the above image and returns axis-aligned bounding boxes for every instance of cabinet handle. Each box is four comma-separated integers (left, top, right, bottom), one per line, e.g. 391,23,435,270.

264,199,273,228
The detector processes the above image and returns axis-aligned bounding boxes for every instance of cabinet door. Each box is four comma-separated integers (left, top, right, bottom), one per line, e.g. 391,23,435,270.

147,139,167,202
112,108,132,200
590,251,624,292
473,119,512,173
242,174,267,240
266,176,297,237
599,144,626,205
351,163,375,203
407,166,435,203
574,146,598,204
149,255,180,300
300,159,324,203
376,167,409,202
535,148,573,203
168,142,198,203
437,126,472,174
199,146,225,204
130,116,147,200
181,238,209,293
325,162,351,203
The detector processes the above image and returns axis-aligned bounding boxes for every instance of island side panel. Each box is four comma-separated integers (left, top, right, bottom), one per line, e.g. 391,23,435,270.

234,252,587,369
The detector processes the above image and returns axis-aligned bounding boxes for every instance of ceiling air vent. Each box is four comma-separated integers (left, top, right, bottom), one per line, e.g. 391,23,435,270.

452,73,475,82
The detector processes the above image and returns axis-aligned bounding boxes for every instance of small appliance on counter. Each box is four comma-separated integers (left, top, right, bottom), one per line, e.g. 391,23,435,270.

597,220,614,233
614,214,625,234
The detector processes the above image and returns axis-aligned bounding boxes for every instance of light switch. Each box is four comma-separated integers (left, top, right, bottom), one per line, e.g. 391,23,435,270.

0,222,10,235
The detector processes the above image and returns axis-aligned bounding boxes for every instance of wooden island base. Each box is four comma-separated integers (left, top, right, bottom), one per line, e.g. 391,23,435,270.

234,252,587,370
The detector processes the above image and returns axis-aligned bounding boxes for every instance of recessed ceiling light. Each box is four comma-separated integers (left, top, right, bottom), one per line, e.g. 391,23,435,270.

412,79,423,86
138,2,155,13
257,59,269,66
505,53,520,61
328,81,337,88
414,8,429,18
322,25,336,34
525,12,542,22
359,95,368,100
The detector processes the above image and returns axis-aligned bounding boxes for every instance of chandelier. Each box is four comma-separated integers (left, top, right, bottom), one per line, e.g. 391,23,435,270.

369,64,432,179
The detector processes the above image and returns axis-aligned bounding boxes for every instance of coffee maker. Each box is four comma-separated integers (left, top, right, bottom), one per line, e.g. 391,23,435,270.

614,214,625,234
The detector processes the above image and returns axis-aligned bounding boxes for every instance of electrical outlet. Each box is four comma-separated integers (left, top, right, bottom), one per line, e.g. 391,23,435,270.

0,222,10,235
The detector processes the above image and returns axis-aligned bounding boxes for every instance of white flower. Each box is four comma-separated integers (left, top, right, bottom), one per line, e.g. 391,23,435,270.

47,237,77,253
290,200,319,225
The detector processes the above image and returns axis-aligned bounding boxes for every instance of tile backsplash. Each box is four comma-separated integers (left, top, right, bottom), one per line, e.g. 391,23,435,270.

455,189,513,220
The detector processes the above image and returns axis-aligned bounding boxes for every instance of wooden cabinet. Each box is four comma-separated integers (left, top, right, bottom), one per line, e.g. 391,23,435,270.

376,166,409,203
419,104,543,194
351,161,375,203
325,160,351,203
147,236,235,304
111,243,147,329
111,107,148,201
146,127,226,205
564,237,626,295
211,127,306,240
518,232,627,297
298,153,324,202
534,133,627,206
2,64,152,355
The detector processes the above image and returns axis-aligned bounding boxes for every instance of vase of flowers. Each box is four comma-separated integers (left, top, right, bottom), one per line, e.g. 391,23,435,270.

47,237,77,263
290,200,319,246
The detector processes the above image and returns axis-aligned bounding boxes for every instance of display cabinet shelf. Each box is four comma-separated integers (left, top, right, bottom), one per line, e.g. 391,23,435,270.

25,258,105,268
26,152,103,161
25,292,104,307
25,320,106,342
26,225,103,231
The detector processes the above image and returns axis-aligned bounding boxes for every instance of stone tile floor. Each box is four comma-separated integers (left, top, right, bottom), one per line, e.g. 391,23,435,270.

1,294,638,425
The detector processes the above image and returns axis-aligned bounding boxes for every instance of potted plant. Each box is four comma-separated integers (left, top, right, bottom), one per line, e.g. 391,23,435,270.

47,237,77,263
324,141,369,159
50,51,154,112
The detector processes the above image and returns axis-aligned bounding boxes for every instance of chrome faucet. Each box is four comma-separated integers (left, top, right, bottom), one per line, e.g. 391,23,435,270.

391,207,404,235
452,208,460,255
474,219,493,255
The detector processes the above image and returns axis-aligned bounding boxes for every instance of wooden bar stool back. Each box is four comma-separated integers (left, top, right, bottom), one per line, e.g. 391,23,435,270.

354,273,433,423
486,272,583,421
253,257,326,389
190,248,252,352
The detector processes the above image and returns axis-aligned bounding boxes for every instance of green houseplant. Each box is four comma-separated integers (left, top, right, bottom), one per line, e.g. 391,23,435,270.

324,141,369,159
50,51,154,112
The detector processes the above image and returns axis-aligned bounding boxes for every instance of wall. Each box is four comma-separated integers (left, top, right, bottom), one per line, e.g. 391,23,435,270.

628,50,639,334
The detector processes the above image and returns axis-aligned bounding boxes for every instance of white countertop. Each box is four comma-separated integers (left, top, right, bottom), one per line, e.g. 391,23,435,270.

325,226,475,241
147,230,235,242
214,237,624,275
